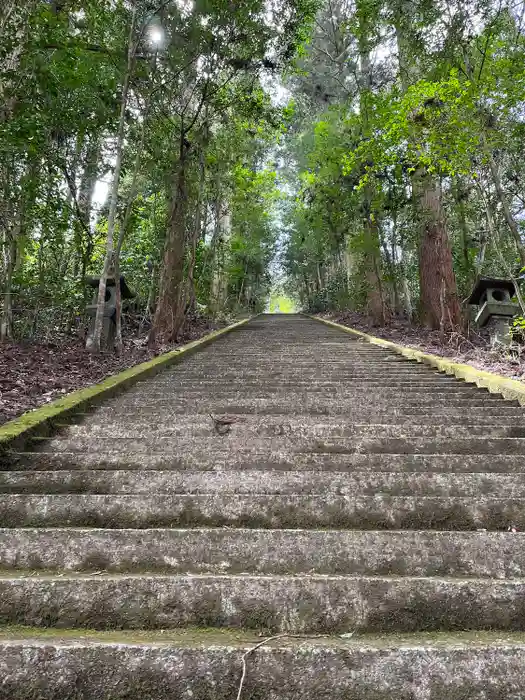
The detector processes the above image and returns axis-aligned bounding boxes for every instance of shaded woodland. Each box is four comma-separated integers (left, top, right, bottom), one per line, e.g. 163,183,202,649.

2,0,525,376
282,0,525,339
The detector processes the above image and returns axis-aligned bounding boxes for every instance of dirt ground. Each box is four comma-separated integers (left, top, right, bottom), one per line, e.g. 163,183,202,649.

0,317,221,426
318,311,525,382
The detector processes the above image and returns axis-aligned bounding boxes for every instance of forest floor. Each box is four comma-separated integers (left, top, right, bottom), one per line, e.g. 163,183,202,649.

318,311,525,382
0,317,223,427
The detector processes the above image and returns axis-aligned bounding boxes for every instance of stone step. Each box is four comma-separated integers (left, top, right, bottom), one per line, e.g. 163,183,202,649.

31,435,525,455
160,371,455,380
5,451,525,473
2,469,525,497
134,383,485,394
79,405,525,419
1,493,524,529
1,527,524,578
143,377,476,388
11,468,525,496
60,422,525,440
110,389,504,401
1,628,524,700
101,397,516,408
70,413,525,429
0,573,524,633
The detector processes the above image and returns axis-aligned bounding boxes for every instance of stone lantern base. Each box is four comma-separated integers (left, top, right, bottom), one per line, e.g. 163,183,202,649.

86,307,116,350
475,302,520,346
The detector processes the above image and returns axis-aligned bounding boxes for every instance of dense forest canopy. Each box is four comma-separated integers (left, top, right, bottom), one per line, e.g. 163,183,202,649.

0,0,315,351
281,0,525,334
2,0,525,355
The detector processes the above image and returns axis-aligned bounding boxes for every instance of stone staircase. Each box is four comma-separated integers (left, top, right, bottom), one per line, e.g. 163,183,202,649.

1,313,525,698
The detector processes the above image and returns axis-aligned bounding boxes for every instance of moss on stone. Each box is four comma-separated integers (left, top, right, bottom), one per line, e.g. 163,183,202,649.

1,625,525,649
0,318,252,450
311,315,525,405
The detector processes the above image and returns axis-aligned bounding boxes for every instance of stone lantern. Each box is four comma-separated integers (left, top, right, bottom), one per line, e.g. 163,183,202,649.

468,277,519,345
86,275,135,349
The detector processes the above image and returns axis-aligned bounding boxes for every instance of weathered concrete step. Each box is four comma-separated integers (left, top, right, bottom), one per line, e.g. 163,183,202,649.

138,383,484,395
105,396,516,408
1,494,524,529
80,405,525,420
113,387,489,399
145,377,473,388
5,451,525,473
2,528,524,578
111,389,502,401
2,628,525,700
33,436,525,455
162,370,453,380
1,573,524,633
61,422,525,440
71,411,525,428
2,470,524,497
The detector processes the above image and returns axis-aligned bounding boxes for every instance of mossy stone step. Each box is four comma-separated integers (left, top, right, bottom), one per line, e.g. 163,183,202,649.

1,469,525,497
4,451,525,473
0,573,524,633
1,527,524,578
31,435,525,455
1,493,525,529
1,627,525,700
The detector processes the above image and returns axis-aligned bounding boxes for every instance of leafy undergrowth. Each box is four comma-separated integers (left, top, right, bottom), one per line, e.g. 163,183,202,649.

319,311,525,382
0,316,222,426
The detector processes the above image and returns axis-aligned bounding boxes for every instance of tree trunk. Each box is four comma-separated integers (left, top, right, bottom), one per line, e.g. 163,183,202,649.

416,173,461,329
452,177,474,287
87,6,137,353
483,139,525,266
0,231,15,342
76,136,101,285
394,5,461,329
210,197,231,316
150,134,191,346
358,7,387,324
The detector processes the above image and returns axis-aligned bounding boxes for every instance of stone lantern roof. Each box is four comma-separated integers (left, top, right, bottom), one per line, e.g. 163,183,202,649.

468,278,515,305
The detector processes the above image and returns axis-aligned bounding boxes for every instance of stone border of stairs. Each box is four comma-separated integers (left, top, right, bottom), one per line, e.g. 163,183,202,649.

0,317,254,449
310,314,525,405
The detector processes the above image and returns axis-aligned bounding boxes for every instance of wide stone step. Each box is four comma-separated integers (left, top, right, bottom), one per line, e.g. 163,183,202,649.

110,389,504,401
60,422,525,440
1,528,524,578
102,397,516,409
0,573,524,633
77,407,525,423
2,628,524,700
31,435,525,455
2,469,524,497
143,378,478,389
1,494,524,529
161,371,456,380
5,451,525,473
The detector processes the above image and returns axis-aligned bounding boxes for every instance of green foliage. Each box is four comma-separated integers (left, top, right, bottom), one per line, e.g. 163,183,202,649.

510,317,525,344
0,0,317,342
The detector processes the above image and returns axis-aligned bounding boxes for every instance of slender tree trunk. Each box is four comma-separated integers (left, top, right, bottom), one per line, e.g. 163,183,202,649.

210,196,231,317
357,7,386,324
0,232,16,342
483,137,525,266
150,130,192,346
452,177,474,287
394,5,461,329
114,69,156,354
76,136,101,285
477,182,525,314
186,146,206,316
87,6,137,353
415,173,461,328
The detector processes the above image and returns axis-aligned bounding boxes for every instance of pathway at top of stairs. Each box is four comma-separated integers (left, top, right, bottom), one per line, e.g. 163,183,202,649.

2,314,525,699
